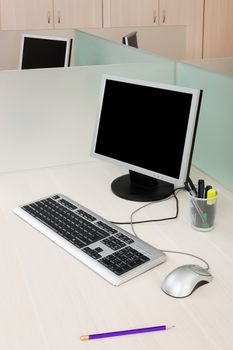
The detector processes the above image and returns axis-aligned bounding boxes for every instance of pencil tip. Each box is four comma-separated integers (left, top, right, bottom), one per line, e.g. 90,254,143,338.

80,335,89,341
166,325,175,330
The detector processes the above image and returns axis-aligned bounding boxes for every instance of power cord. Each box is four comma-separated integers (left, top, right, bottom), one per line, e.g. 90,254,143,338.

112,187,210,271
111,187,182,226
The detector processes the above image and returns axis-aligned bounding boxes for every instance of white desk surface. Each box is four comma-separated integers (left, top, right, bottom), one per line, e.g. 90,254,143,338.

0,160,233,350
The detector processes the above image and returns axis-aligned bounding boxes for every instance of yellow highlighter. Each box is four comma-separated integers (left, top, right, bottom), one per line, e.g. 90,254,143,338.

207,189,217,205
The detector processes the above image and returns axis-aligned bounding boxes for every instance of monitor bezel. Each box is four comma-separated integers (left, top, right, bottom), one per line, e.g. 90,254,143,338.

92,74,202,188
19,34,72,69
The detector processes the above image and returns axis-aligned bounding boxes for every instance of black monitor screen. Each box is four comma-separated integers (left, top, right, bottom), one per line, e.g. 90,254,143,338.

21,35,71,69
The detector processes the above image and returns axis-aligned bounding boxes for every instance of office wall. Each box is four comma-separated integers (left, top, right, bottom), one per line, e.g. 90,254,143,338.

0,26,185,70
83,26,186,60
184,57,233,77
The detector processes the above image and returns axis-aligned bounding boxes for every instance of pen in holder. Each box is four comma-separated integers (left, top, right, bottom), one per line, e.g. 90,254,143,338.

189,192,217,231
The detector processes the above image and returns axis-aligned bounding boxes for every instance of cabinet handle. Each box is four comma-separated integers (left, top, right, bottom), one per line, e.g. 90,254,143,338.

57,11,61,24
153,10,157,24
162,10,166,23
47,11,51,24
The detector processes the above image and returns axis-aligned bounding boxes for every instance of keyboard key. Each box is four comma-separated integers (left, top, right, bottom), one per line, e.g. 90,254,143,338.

77,209,96,222
95,221,118,234
99,246,149,275
82,247,102,260
58,198,77,210
102,236,126,251
115,233,134,244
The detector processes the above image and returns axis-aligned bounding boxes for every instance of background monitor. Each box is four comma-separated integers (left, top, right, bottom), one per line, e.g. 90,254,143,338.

20,34,72,69
122,32,138,48
92,75,202,202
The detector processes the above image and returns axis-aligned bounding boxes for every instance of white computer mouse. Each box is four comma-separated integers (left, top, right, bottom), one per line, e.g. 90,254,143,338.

161,264,213,298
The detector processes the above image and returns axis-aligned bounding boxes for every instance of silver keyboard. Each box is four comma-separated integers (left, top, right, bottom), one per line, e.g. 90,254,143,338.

13,194,166,285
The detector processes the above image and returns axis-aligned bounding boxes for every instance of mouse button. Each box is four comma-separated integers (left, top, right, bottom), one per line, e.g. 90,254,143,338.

161,268,194,298
190,265,212,277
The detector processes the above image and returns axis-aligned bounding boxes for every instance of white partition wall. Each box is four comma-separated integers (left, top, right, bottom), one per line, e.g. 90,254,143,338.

0,61,175,173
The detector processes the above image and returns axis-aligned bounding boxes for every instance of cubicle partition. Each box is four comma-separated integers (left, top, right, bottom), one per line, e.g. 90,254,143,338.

74,29,175,66
0,60,175,174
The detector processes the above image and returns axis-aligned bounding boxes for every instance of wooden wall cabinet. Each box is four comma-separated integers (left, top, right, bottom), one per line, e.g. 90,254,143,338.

0,0,102,30
53,0,102,29
103,0,159,27
203,0,233,58
159,0,204,59
103,0,204,59
0,0,54,30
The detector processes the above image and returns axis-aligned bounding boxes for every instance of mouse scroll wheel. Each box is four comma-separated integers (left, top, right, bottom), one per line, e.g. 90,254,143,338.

190,265,211,276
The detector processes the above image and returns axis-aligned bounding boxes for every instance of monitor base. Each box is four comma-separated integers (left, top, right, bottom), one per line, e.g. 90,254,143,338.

111,171,174,202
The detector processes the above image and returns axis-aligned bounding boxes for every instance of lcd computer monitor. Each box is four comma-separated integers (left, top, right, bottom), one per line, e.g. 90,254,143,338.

20,34,72,69
122,32,138,48
92,75,202,202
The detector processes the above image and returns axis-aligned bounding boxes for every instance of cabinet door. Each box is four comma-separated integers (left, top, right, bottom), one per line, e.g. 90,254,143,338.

103,0,159,27
159,0,204,59
0,0,53,30
204,0,233,58
54,0,102,28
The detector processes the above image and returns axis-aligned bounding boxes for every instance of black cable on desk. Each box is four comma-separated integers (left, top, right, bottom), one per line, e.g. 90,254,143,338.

111,187,184,226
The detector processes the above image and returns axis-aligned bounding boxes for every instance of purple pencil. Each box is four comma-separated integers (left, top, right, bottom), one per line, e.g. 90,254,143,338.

80,324,174,341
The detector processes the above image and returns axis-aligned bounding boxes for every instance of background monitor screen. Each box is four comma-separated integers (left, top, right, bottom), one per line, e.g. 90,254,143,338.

122,32,138,48
92,75,202,202
20,35,72,69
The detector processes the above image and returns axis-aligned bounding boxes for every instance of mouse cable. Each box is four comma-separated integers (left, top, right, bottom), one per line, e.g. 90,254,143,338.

160,249,210,271
110,187,183,226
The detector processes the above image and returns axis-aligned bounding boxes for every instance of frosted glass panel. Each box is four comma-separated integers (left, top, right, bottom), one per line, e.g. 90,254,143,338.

73,29,176,85
176,62,233,191
74,29,174,66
